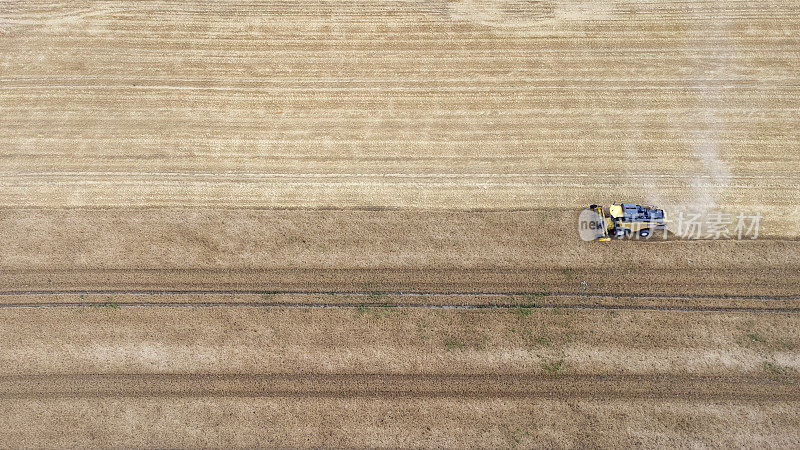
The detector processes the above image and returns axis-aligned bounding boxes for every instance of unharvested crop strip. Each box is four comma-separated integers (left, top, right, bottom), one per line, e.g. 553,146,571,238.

0,373,796,401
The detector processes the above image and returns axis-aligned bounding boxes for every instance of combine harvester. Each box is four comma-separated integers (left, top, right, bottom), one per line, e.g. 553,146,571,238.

583,203,667,241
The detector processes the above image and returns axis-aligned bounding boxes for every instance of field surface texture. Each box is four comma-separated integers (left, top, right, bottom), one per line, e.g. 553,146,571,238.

1,0,799,447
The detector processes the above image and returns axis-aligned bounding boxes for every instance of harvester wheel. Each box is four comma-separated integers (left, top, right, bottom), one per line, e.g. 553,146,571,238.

639,229,650,238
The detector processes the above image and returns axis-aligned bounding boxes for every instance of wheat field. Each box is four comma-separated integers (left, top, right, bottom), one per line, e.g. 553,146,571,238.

2,1,800,447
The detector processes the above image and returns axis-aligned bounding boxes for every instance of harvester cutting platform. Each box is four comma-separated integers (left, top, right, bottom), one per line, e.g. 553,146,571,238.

583,203,667,241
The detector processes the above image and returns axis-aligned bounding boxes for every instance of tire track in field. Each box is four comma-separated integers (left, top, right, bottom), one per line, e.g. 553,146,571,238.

1,301,797,314
2,288,800,300
2,268,800,298
1,373,796,401
1,292,799,314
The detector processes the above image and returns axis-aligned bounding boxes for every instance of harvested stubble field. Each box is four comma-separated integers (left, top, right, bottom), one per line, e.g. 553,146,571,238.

2,0,800,447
